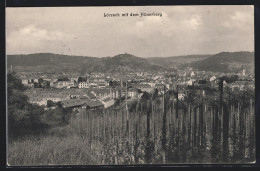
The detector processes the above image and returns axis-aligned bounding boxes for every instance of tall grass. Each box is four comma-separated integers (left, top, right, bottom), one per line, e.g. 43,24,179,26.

8,126,96,166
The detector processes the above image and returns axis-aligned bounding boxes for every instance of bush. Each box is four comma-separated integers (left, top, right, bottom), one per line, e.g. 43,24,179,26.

7,72,73,138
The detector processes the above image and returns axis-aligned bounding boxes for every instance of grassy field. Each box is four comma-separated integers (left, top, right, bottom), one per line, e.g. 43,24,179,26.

8,125,96,166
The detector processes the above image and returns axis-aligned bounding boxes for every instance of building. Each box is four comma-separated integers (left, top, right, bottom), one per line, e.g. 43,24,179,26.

185,79,193,86
61,97,104,110
128,88,138,98
101,98,115,108
226,80,255,91
24,88,72,106
141,87,154,94
210,76,217,82
78,81,89,88
90,88,114,100
178,90,185,100
21,79,29,85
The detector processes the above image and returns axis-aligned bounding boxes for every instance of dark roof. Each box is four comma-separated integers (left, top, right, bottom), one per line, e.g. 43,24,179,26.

91,88,110,94
198,80,207,84
155,84,164,87
61,97,103,108
87,92,96,99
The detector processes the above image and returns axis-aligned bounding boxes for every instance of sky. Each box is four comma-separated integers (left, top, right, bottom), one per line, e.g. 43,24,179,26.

6,6,254,57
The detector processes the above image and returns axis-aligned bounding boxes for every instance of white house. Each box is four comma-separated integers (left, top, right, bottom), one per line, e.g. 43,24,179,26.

101,98,115,108
210,76,217,82
178,90,185,100
128,89,137,98
78,81,89,88
21,79,29,85
186,79,193,86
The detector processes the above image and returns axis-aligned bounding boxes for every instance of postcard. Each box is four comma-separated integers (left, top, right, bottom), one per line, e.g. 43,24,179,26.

6,5,255,166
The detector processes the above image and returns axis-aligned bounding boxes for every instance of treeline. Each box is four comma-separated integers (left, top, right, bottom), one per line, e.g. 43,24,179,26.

7,72,73,139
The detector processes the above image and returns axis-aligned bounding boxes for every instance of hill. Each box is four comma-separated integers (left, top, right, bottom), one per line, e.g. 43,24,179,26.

146,55,211,68
7,52,254,74
7,53,94,67
190,51,254,74
7,53,162,73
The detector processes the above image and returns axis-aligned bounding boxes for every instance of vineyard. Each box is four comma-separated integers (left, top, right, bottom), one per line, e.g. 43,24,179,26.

7,72,255,165
68,85,255,165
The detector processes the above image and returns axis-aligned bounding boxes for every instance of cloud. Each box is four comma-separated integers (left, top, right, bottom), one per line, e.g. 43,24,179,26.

231,11,252,23
7,25,73,54
6,6,254,57
184,15,202,30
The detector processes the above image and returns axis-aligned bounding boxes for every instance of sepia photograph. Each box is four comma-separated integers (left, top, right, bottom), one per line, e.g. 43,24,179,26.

6,5,255,166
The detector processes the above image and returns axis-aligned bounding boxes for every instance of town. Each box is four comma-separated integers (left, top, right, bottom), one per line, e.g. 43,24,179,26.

14,64,254,111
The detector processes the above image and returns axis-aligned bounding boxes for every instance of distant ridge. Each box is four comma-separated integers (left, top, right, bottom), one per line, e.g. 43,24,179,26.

7,53,94,67
190,51,254,73
146,54,211,67
7,51,254,74
7,53,161,73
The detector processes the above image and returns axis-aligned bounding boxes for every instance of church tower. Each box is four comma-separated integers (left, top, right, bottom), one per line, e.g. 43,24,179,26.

10,65,13,73
241,65,246,76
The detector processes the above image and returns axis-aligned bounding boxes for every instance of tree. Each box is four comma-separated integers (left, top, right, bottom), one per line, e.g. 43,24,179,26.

58,76,69,81
47,100,55,108
141,92,150,101
152,88,158,100
38,78,44,84
109,80,114,86
78,76,87,83
34,82,42,88
8,73,46,138
7,72,26,95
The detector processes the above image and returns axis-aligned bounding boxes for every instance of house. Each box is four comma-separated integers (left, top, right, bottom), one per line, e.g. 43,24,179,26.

190,71,195,77
55,80,72,89
101,98,115,108
154,84,164,89
78,81,89,88
85,92,96,100
128,88,138,98
24,88,70,106
185,79,193,86
97,83,107,88
154,84,165,94
178,90,185,100
90,88,112,100
228,80,255,91
61,97,104,110
210,76,217,82
141,87,154,94
165,83,170,89
141,82,156,88
21,79,29,85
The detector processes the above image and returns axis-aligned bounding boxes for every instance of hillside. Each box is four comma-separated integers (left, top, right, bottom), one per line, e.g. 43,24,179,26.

146,55,211,68
7,53,162,73
7,52,254,74
7,53,95,67
190,51,254,74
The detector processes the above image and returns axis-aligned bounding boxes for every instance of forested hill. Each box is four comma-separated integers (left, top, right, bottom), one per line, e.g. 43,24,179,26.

146,54,211,67
7,51,254,74
7,53,162,73
7,53,94,67
190,51,254,74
